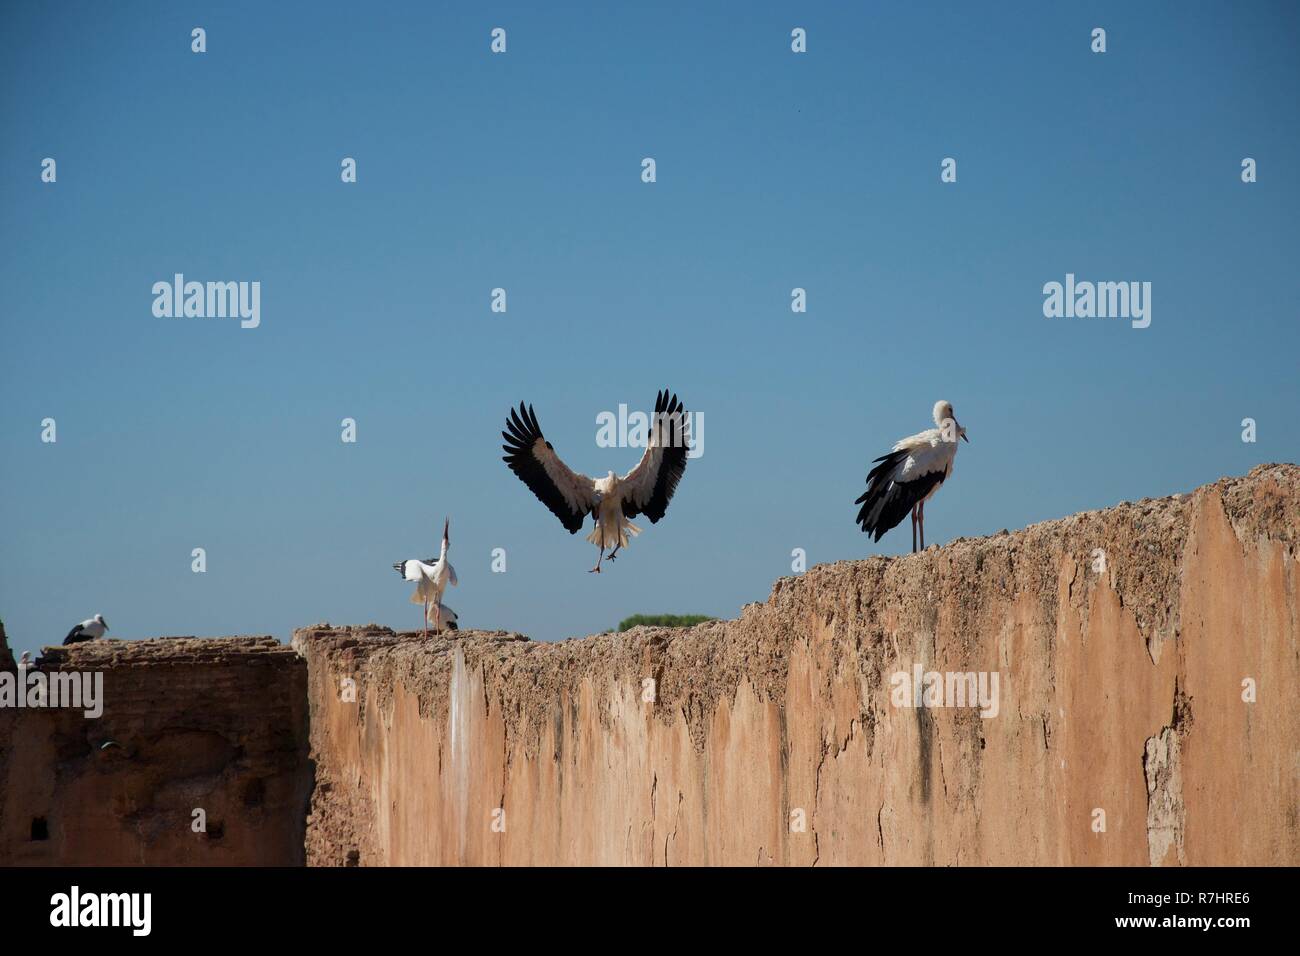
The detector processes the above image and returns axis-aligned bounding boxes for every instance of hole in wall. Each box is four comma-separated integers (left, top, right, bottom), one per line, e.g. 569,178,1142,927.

30,817,49,841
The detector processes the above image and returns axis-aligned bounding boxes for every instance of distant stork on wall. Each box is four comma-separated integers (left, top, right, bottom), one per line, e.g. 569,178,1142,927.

501,390,690,573
393,519,457,637
433,603,459,631
63,614,108,645
855,401,969,553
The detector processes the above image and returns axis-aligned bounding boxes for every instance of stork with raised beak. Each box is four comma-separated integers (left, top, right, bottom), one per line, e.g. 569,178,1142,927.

392,519,458,636
502,390,690,573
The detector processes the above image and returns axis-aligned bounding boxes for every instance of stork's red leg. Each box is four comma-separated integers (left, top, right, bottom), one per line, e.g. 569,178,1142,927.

919,501,926,551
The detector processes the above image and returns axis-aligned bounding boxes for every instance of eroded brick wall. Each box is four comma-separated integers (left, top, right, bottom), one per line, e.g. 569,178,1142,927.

3,466,1296,867
0,637,311,865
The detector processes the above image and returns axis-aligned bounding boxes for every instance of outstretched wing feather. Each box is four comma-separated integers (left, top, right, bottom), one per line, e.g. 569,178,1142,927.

502,402,597,533
620,389,690,523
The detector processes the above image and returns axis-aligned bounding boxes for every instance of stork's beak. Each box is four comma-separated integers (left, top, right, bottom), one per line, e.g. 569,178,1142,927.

961,431,969,443
443,517,450,547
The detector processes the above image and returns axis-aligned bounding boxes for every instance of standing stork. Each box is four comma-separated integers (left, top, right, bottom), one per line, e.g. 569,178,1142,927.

855,401,969,552
63,614,108,645
392,519,458,636
502,390,690,573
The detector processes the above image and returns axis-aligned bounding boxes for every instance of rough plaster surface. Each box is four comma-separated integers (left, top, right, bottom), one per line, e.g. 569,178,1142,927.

2,466,1292,866
295,464,1298,866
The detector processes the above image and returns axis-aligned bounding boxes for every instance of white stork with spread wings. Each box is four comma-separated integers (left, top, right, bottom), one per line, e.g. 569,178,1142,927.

392,518,458,636
502,390,690,573
855,400,969,552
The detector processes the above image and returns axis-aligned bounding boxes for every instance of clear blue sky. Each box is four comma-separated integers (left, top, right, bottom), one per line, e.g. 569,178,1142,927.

2,1,1297,651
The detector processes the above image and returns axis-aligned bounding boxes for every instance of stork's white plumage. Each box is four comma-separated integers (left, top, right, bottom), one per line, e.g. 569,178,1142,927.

18,651,31,668
430,603,459,632
502,390,690,573
855,400,969,552
392,519,457,637
63,614,108,646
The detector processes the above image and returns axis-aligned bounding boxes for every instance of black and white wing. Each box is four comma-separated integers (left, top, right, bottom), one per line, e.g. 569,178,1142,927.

855,430,954,542
63,624,87,645
502,403,599,534
620,390,689,523
393,559,437,581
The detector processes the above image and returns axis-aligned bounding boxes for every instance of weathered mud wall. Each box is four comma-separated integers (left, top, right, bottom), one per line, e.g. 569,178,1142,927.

3,466,1294,866
0,637,312,865
297,465,1298,866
